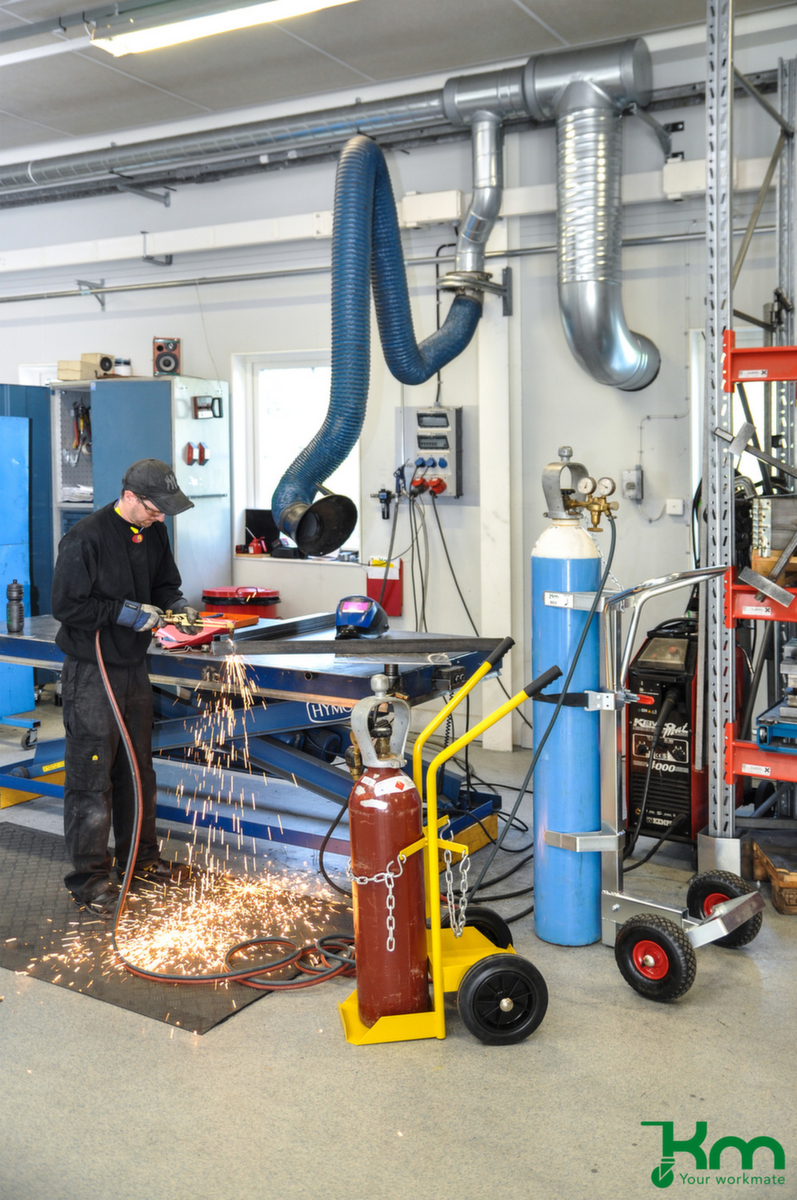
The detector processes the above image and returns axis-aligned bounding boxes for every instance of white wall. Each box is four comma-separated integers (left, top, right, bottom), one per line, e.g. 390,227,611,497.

0,26,794,745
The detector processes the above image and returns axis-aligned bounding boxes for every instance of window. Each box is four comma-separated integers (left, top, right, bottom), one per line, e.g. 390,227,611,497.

246,355,360,555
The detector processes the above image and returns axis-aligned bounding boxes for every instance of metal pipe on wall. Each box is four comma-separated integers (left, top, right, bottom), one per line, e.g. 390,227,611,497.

0,224,776,307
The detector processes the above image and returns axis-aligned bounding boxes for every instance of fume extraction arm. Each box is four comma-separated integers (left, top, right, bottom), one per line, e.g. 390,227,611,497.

271,38,661,555
271,135,485,556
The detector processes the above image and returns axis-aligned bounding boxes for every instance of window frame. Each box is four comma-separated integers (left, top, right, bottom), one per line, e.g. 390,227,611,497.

232,348,361,556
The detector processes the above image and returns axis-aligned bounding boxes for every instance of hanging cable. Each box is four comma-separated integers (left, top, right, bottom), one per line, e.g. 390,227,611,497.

378,497,400,607
430,491,533,732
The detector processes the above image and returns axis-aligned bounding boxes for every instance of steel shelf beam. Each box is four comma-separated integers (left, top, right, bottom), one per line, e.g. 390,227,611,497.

701,0,738,868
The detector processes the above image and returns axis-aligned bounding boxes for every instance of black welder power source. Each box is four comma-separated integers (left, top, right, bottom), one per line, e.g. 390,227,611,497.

625,618,707,845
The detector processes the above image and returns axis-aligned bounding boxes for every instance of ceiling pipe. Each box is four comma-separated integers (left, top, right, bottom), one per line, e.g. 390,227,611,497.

0,92,449,195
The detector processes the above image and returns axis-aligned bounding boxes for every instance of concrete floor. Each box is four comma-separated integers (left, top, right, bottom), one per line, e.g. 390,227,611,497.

0,694,795,1200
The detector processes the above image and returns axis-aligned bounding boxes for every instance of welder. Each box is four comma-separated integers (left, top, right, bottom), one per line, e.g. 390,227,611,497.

51,459,201,918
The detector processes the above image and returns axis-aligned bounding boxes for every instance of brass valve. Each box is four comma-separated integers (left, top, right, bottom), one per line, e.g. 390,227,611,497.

563,475,618,531
345,732,364,782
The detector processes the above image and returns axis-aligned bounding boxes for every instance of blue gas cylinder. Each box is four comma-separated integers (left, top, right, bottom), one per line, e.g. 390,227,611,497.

531,517,601,945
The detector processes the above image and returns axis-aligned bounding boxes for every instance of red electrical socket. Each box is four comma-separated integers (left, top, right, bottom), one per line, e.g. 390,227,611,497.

427,477,447,495
411,477,429,494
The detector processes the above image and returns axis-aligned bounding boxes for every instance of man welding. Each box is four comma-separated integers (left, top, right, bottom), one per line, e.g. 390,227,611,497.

51,459,201,918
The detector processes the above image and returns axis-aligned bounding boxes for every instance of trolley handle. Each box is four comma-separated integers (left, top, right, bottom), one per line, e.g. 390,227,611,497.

486,635,515,667
523,664,563,698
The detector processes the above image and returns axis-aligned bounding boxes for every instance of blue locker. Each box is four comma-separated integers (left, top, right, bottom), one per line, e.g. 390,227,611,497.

0,415,35,716
0,384,54,615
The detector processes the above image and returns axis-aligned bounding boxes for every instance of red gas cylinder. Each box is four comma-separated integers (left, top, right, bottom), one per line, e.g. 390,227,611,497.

349,765,429,1027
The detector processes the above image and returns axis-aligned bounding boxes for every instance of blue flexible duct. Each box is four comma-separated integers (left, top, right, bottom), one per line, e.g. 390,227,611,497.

272,134,482,555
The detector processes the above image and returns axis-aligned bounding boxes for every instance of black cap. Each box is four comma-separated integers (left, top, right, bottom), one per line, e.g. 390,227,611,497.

122,459,194,516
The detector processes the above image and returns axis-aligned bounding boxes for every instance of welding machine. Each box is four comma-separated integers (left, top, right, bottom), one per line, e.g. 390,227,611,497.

625,618,707,844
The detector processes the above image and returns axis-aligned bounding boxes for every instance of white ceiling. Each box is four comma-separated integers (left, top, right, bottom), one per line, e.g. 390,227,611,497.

0,0,794,155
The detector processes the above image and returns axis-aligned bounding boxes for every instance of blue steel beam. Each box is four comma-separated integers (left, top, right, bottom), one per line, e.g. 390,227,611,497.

152,698,352,752
247,735,353,802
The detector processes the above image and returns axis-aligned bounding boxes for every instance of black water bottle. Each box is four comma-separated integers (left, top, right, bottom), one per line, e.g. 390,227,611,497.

6,580,24,634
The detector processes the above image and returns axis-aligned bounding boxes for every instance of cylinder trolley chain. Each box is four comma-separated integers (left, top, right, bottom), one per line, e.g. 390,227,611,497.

347,855,406,952
443,845,470,937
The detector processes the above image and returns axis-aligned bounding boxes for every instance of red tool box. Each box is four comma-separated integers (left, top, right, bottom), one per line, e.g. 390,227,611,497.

201,586,280,619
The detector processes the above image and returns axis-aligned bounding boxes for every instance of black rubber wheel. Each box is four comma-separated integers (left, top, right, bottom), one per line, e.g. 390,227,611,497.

615,915,697,1002
686,870,763,948
21,729,36,749
441,905,513,949
456,953,548,1044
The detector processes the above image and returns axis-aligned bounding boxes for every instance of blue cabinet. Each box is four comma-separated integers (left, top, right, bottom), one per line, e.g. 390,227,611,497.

0,413,35,715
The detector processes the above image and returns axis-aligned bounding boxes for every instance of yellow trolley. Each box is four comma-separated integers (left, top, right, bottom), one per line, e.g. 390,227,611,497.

339,640,560,1045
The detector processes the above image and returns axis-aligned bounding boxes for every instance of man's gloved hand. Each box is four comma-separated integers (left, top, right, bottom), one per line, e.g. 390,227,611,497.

117,600,165,632
135,604,166,632
173,603,201,625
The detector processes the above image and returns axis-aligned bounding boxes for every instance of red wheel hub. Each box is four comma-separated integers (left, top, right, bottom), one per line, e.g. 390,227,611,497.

702,892,730,917
632,938,669,980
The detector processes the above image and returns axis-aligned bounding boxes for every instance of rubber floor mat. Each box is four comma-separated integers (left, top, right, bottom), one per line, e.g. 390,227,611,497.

0,823,352,1034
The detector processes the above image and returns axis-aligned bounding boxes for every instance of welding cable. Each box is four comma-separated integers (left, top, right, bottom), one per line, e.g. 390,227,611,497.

377,497,401,607
94,630,356,991
410,497,429,632
471,510,618,908
441,881,534,906
623,686,680,862
505,903,534,924
318,796,352,898
623,814,688,874
430,492,534,732
223,935,355,990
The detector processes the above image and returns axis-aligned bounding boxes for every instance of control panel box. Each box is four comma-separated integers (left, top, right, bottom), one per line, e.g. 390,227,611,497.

412,406,462,498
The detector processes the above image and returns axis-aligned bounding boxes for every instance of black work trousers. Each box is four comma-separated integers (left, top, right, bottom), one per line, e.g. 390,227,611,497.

61,655,159,901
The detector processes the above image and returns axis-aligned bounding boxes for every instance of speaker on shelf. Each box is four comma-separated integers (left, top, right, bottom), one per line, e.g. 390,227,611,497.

153,337,181,375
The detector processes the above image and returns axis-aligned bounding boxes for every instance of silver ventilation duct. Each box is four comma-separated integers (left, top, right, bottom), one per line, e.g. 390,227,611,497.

0,92,448,195
524,40,661,390
1,39,661,390
454,113,504,275
444,71,521,279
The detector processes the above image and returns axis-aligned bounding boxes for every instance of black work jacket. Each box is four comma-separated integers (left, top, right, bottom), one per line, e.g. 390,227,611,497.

52,502,184,666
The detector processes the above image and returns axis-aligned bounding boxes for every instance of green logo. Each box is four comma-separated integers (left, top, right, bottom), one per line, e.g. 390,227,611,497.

642,1122,786,1189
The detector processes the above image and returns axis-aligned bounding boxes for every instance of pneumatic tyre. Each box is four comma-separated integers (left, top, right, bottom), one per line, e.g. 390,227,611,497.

456,954,548,1044
441,905,513,949
686,870,763,948
615,915,697,1002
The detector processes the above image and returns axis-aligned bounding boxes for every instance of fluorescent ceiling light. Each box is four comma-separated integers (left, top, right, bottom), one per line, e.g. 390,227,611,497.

91,0,360,55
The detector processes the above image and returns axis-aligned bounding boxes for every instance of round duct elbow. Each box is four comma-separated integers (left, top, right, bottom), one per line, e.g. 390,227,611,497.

558,281,660,391
555,101,660,392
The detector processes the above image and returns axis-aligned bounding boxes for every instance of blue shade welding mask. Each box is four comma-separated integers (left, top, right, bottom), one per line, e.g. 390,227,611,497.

334,596,389,640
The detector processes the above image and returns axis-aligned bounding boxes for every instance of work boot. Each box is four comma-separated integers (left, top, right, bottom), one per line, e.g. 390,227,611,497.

128,859,192,888
74,880,120,920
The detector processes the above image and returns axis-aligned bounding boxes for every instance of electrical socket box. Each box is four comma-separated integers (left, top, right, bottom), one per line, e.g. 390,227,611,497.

622,467,644,502
412,406,462,498
666,498,685,516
